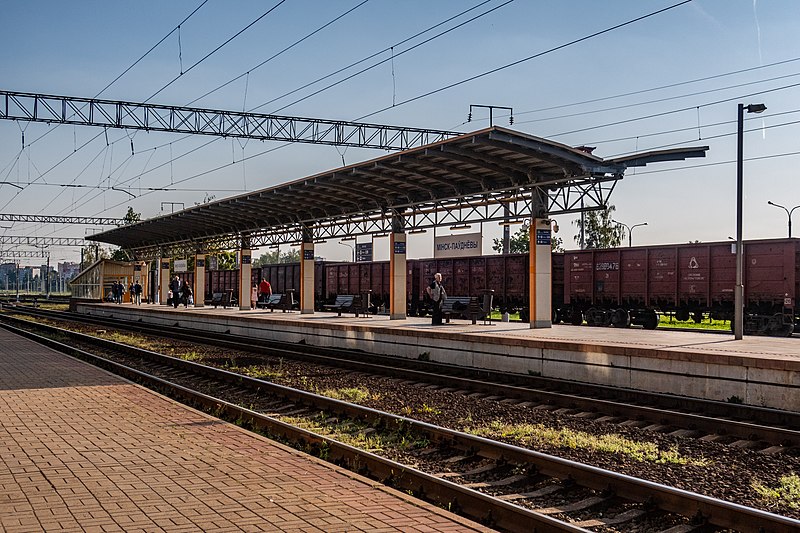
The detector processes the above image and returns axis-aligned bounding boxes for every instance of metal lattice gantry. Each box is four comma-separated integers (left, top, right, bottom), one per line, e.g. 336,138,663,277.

0,249,50,259
0,214,124,225
0,236,87,247
87,127,708,260
0,90,459,151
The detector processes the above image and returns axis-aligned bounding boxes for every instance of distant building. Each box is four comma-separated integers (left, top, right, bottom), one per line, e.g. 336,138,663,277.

58,262,81,281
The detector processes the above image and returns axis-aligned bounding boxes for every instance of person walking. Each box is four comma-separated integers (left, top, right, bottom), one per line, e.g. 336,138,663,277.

426,272,446,325
259,278,272,304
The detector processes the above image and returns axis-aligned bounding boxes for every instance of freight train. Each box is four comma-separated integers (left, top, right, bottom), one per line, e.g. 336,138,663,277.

170,237,799,336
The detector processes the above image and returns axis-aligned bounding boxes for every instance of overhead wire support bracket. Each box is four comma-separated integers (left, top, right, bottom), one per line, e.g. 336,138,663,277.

0,90,459,151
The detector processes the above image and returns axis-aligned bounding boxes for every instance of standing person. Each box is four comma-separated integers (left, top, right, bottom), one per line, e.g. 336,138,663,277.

169,276,182,308
133,280,142,305
259,278,272,304
426,272,446,325
251,284,258,310
181,281,193,308
128,282,134,303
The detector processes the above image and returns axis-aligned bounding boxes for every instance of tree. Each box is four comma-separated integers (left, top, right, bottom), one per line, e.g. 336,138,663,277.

215,251,237,270
122,206,141,225
572,205,624,249
254,248,301,266
81,246,109,264
109,248,131,261
492,225,565,253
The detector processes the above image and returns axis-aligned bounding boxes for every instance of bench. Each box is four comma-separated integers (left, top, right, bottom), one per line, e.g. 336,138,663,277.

323,294,367,317
257,293,296,312
211,289,235,309
441,296,485,324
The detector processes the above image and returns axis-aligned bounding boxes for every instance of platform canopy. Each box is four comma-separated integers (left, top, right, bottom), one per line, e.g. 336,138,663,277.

89,127,707,258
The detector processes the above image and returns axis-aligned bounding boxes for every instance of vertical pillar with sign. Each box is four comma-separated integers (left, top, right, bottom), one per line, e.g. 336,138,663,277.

159,258,170,305
300,242,315,314
390,234,407,319
529,218,553,328
239,249,252,310
194,254,205,307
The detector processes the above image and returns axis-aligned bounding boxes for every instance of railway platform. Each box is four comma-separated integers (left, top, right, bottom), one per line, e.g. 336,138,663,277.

0,327,490,532
73,302,800,412
68,302,799,412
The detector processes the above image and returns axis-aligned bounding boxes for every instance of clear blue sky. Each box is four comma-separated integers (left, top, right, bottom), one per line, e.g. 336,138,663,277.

2,0,800,264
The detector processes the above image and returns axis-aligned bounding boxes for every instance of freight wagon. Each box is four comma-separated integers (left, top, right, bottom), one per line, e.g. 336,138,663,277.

557,238,798,336
165,237,798,336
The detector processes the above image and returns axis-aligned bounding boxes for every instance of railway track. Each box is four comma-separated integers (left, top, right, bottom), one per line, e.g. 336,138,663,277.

5,306,799,454
1,317,797,532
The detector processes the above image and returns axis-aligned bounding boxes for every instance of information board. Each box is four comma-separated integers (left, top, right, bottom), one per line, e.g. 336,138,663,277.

434,232,482,258
174,259,188,273
356,242,373,262
393,241,406,254
535,229,551,246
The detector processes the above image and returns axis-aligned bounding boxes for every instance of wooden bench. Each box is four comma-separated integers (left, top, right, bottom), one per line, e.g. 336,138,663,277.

441,296,484,324
257,293,295,312
323,294,365,317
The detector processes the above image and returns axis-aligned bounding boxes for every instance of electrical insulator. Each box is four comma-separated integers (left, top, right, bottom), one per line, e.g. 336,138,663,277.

467,113,472,122
509,115,514,125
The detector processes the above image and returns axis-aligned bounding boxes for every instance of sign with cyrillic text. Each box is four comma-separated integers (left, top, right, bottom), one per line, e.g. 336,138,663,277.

434,232,482,258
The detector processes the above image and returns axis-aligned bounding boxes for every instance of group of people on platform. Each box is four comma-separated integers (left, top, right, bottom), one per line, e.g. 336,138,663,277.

168,276,193,308
109,280,143,305
251,278,273,309
153,272,449,324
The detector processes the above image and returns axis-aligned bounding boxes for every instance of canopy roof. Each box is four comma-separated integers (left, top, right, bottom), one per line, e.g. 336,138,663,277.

90,126,707,257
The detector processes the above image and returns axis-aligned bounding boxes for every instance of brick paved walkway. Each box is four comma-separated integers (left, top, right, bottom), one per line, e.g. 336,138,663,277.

0,327,490,532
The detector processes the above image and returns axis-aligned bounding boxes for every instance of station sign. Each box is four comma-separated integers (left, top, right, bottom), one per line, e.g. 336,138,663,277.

356,242,373,262
535,229,551,246
434,232,481,258
303,249,315,261
196,258,205,268
161,260,170,269
393,241,406,255
174,259,188,272
208,256,218,271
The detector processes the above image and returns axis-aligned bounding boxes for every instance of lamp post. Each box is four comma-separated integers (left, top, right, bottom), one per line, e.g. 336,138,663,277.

767,201,799,238
612,220,647,247
338,241,355,262
735,102,767,340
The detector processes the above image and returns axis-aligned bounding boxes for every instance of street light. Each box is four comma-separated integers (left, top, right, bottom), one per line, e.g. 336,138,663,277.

338,240,354,262
612,220,647,247
735,102,767,340
767,200,799,238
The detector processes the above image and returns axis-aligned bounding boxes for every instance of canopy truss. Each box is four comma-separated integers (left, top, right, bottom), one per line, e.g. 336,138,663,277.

87,127,708,260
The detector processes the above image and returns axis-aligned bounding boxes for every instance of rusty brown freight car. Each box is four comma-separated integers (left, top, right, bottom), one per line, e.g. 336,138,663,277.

561,238,798,335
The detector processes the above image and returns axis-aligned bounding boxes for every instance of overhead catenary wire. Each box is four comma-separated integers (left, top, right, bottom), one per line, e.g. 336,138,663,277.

186,0,371,107
354,0,695,121
143,0,288,103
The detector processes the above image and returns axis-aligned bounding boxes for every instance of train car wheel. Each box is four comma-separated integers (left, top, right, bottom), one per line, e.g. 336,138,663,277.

692,311,704,324
675,308,690,322
611,308,630,328
570,309,583,326
767,313,795,337
642,310,659,330
552,308,562,324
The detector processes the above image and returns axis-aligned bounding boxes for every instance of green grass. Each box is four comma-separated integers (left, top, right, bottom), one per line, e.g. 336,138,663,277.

753,474,800,510
464,420,709,466
658,314,730,331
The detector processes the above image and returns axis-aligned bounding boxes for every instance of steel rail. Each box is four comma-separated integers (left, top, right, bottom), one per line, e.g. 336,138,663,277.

9,305,800,446
1,314,797,532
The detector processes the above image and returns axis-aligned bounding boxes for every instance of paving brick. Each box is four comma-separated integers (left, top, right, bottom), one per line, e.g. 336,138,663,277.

0,328,488,532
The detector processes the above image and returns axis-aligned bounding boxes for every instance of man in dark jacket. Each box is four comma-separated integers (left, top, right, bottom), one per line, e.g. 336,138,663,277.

169,276,182,308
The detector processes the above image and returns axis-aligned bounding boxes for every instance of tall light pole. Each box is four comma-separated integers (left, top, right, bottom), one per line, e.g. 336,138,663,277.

735,102,767,340
613,220,648,247
338,241,355,262
767,200,799,238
